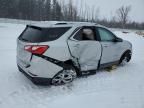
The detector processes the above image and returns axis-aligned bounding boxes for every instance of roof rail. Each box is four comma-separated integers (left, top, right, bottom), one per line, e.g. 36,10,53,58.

55,23,68,25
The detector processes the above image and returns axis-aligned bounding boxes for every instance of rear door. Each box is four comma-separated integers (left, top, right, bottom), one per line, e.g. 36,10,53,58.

68,26,101,71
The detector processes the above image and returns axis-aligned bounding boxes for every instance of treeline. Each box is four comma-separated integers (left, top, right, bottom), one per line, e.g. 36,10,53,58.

0,0,144,30
0,0,79,21
98,19,144,30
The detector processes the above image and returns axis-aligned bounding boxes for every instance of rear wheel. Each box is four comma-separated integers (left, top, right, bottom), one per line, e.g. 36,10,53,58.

51,67,77,86
119,51,131,65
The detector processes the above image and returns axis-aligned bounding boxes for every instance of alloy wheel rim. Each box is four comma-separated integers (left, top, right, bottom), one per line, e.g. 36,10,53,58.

52,69,76,85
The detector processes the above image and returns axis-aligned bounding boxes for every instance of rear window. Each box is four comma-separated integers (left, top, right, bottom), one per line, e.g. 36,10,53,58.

19,26,71,42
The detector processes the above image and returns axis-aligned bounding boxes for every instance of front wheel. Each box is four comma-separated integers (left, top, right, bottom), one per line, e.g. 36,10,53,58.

119,51,132,65
51,67,77,86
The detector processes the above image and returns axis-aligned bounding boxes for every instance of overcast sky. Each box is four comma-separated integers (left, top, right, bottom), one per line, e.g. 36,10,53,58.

61,0,144,22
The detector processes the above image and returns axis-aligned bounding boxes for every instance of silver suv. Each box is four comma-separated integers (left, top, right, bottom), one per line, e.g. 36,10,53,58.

17,22,132,85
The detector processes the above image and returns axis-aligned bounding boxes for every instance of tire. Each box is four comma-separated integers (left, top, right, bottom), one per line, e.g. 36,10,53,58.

51,66,77,86
119,51,131,65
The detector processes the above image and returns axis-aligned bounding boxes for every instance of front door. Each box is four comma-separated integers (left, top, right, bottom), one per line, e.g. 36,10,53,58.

97,27,122,65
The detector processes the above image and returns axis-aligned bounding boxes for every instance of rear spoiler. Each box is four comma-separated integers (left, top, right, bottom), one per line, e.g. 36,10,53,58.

26,25,42,30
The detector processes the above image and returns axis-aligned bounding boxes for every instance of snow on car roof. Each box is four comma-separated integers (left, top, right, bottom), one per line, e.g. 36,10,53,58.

27,21,103,28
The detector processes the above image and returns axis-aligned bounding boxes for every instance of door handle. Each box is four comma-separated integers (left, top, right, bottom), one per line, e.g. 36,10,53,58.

73,44,80,47
103,44,109,47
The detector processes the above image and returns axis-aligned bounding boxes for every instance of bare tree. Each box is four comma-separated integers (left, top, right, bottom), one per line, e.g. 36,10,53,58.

116,5,131,28
94,8,100,22
91,5,95,22
85,4,90,22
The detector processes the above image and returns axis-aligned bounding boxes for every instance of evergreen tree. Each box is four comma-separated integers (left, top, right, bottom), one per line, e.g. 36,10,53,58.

0,0,9,17
45,0,51,20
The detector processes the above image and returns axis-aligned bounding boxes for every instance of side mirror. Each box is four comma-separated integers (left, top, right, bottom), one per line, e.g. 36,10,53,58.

114,37,123,42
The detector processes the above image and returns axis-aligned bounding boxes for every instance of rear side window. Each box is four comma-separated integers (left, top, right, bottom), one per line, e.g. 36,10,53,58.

19,27,71,42
73,28,96,41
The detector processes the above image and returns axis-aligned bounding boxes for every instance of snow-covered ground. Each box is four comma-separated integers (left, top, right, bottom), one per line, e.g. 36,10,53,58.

0,23,144,108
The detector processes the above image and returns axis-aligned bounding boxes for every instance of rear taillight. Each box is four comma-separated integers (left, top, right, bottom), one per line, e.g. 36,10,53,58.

24,45,49,55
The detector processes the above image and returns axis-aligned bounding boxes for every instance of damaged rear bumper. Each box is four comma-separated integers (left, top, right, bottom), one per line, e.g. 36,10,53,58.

18,65,52,85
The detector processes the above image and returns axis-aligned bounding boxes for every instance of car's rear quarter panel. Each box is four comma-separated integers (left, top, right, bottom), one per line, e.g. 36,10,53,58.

29,55,63,78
